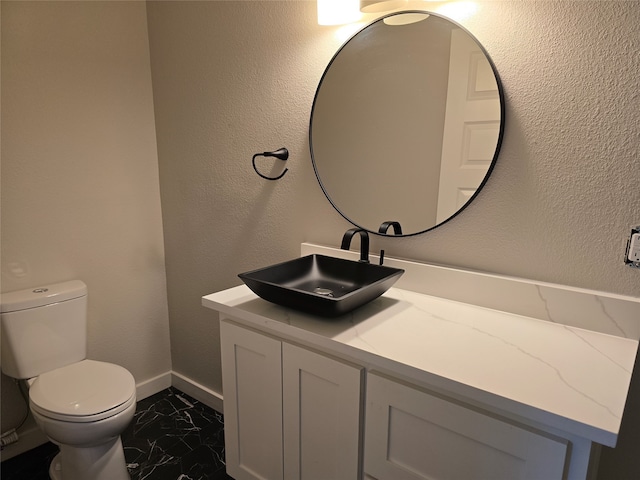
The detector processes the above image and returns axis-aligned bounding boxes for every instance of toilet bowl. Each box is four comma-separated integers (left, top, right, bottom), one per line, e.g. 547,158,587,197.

29,360,136,480
0,281,137,480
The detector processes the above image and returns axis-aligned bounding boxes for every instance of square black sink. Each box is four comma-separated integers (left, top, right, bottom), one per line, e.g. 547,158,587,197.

238,254,404,317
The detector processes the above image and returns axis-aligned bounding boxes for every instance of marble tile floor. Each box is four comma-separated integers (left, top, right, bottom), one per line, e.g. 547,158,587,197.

1,387,234,480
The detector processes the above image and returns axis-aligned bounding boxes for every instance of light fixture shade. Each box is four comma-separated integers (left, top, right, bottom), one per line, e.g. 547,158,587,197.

318,0,361,26
360,0,407,13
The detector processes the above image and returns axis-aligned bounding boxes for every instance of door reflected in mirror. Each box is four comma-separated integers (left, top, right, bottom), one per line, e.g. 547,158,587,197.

310,11,504,236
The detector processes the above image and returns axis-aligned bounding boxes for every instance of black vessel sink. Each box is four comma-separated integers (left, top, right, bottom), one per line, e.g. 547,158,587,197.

238,254,404,317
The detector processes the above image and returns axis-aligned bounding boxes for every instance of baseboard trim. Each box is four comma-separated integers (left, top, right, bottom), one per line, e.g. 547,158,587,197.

171,371,224,414
136,371,172,401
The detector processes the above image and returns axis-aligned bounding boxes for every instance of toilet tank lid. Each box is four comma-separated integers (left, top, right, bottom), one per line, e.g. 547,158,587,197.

0,280,87,313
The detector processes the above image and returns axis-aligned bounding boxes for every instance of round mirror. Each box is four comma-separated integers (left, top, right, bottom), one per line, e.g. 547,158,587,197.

310,11,505,236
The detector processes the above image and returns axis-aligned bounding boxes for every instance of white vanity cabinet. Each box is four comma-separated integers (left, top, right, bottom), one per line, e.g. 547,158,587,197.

220,318,571,480
204,270,638,480
220,319,362,480
364,373,568,480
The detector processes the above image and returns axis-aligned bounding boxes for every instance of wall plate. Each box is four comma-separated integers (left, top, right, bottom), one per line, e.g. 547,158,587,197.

624,227,640,268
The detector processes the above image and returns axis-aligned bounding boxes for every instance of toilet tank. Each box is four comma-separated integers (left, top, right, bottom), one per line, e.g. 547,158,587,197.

0,280,88,379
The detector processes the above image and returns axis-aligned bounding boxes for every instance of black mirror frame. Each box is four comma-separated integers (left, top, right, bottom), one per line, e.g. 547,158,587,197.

309,10,506,237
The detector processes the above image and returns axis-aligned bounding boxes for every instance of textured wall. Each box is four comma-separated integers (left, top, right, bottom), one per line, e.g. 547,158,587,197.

306,0,640,299
149,0,639,302
146,0,326,390
147,1,639,477
1,1,171,433
3,0,636,474
371,1,640,297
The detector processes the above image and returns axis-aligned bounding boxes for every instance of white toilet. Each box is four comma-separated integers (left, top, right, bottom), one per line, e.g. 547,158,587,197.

0,280,136,480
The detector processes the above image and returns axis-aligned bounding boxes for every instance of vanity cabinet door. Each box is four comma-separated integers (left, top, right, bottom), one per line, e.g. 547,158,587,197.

221,320,363,480
364,373,568,480
220,320,283,480
282,342,363,480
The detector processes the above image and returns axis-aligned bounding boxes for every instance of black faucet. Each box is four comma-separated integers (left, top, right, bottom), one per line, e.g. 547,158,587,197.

341,228,370,263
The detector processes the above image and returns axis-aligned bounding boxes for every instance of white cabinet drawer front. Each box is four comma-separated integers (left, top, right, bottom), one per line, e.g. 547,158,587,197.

365,374,568,480
283,342,363,480
220,320,283,480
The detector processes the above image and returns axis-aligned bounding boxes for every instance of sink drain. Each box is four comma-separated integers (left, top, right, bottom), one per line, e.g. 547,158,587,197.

313,287,334,297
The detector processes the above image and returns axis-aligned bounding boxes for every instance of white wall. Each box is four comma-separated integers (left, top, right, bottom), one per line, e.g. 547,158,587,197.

146,0,320,392
371,1,640,297
1,0,171,438
147,0,640,386
2,0,638,477
304,0,640,299
146,1,639,478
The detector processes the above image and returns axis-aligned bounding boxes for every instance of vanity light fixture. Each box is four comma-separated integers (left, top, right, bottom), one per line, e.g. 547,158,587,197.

252,147,289,181
317,0,361,25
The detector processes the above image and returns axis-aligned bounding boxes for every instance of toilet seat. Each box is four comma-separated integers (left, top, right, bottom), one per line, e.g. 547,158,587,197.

29,359,136,423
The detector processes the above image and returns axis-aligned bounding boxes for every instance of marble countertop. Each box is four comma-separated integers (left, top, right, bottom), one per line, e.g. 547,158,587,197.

203,285,638,447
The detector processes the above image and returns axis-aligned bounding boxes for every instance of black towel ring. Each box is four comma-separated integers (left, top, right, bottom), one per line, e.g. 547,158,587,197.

252,147,289,180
